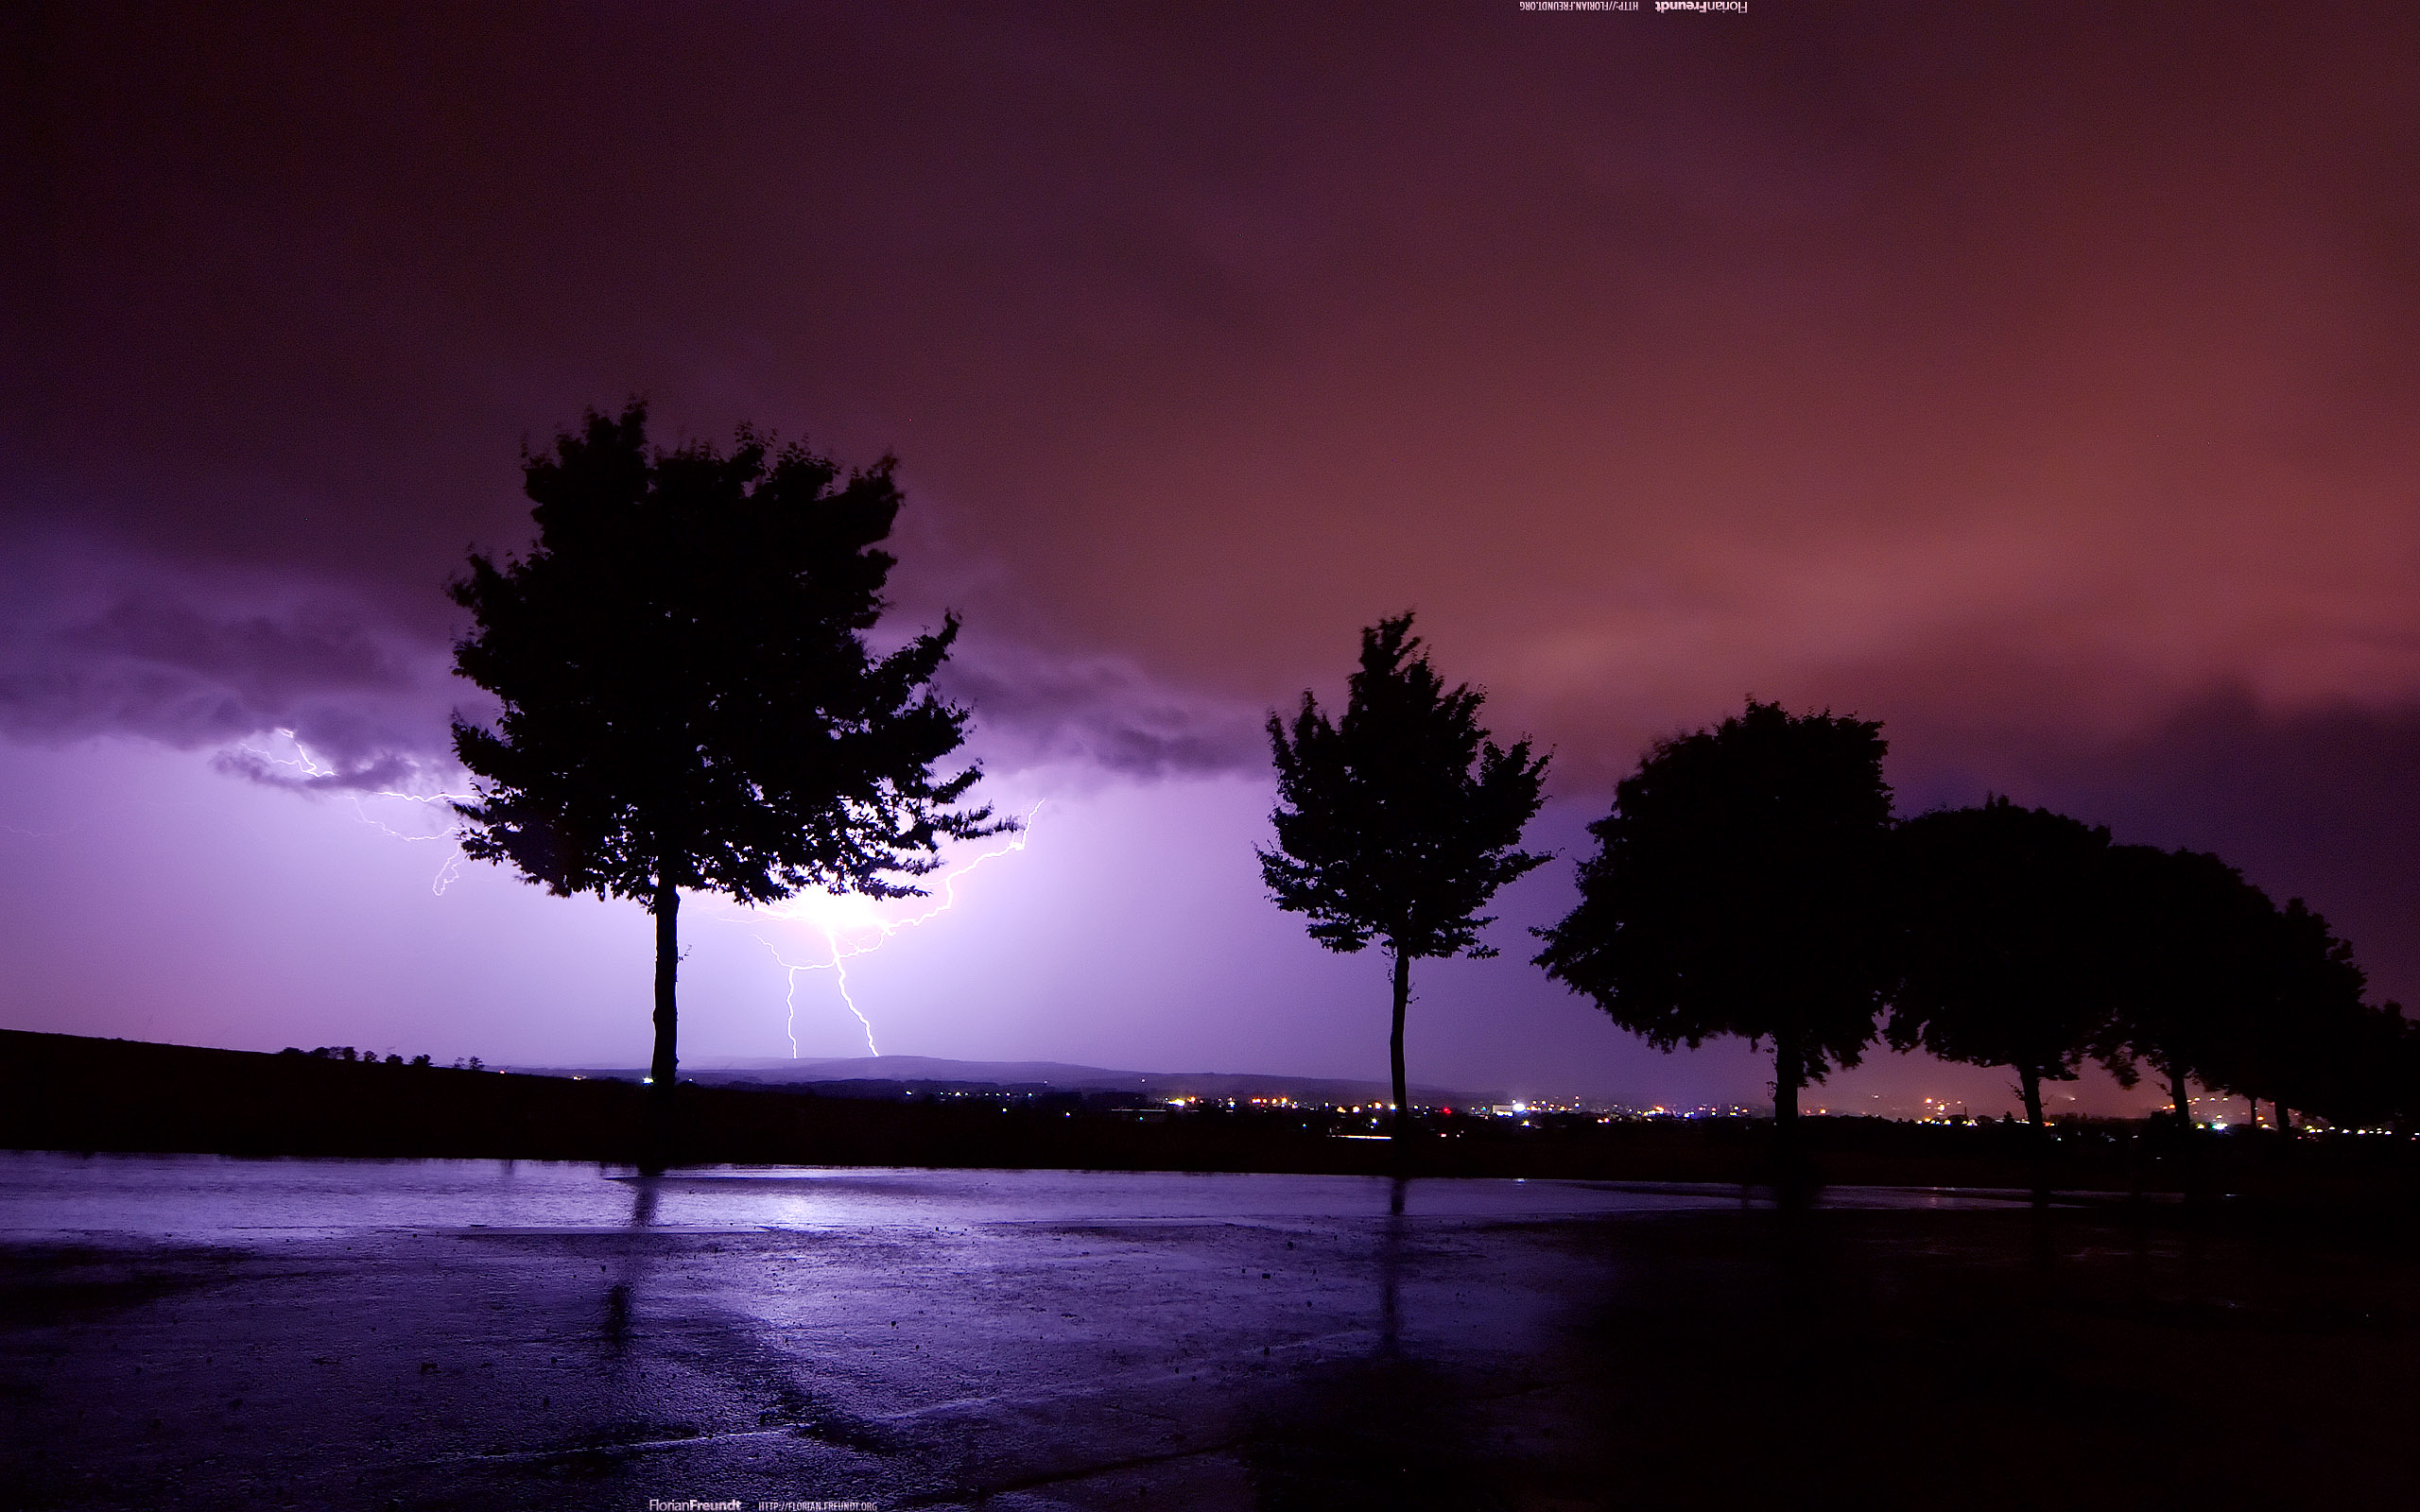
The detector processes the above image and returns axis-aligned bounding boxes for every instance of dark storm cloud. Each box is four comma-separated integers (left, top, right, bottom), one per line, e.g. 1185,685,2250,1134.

55,593,405,711
0,533,465,790
940,641,1264,781
4,3,2416,936
0,521,1257,791
2019,694,2420,1013
9,2,2413,707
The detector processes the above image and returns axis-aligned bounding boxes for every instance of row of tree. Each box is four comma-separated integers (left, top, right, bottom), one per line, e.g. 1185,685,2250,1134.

1540,707,2411,1138
1264,621,2413,1149
278,1046,484,1070
439,408,2407,1167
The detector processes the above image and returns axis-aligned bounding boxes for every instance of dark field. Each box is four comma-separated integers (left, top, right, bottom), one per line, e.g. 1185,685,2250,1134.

7,1157,2420,1511
10,1030,2416,1203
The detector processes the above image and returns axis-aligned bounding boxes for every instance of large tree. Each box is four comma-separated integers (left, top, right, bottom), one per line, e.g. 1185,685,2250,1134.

1887,798,2117,1202
1534,701,1895,1154
2091,844,2274,1129
1261,614,1549,1144
449,404,1001,1106
2312,1001,2420,1135
1887,798,2117,1133
2197,895,2375,1131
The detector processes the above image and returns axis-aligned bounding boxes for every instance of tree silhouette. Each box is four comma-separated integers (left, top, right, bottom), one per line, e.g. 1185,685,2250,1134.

2265,900,2370,1127
449,404,1002,1110
1261,614,1549,1144
1887,798,2116,1201
1534,701,1894,1160
2092,844,2273,1129
2316,1001,2420,1134
1888,799,2117,1131
2197,894,2377,1131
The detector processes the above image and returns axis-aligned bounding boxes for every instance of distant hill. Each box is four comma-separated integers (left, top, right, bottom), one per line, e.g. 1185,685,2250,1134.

0,1029,2230,1197
516,1053,1485,1108
0,1029,1499,1171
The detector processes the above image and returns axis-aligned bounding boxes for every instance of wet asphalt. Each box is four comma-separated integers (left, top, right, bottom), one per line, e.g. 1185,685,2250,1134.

11,1157,2420,1511
3,1160,1705,1510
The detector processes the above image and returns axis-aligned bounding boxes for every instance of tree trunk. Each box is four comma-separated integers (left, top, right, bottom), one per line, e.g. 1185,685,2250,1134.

2017,1064,2048,1208
650,886,680,1098
2276,1102,2292,1137
2167,1061,2204,1205
1389,945,1411,1146
1772,1022,1805,1205
1772,1024,1803,1130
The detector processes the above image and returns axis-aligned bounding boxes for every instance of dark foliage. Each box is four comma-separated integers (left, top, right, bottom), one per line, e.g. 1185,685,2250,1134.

449,404,1001,1094
2191,891,2409,1130
2092,845,2280,1125
1261,613,1548,1141
1888,798,2118,1131
1876,821,2413,1141
1534,701,1895,1136
2322,1003,2420,1132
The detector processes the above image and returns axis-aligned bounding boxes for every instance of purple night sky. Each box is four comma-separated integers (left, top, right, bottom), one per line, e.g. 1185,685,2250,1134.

4,3,2415,1116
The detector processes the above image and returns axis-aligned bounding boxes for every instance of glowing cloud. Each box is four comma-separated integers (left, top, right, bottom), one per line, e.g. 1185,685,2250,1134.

737,802,1043,1056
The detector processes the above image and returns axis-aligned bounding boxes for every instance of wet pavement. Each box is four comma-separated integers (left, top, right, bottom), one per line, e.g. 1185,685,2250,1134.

1,1158,1747,1510
8,1154,2419,1510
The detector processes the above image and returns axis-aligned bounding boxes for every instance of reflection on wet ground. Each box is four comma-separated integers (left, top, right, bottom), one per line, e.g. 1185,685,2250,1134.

5,1154,2417,1509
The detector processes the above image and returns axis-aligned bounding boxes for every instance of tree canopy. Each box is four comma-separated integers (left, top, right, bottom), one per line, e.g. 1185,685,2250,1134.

2176,889,2378,1129
2090,844,2276,1125
1261,613,1548,1141
1534,700,1895,1137
1887,798,2118,1130
450,403,1000,1098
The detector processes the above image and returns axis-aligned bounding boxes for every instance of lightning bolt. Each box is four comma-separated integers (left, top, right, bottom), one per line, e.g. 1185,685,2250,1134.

237,730,475,894
741,802,1043,1057
240,730,1036,1055
756,933,877,1057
